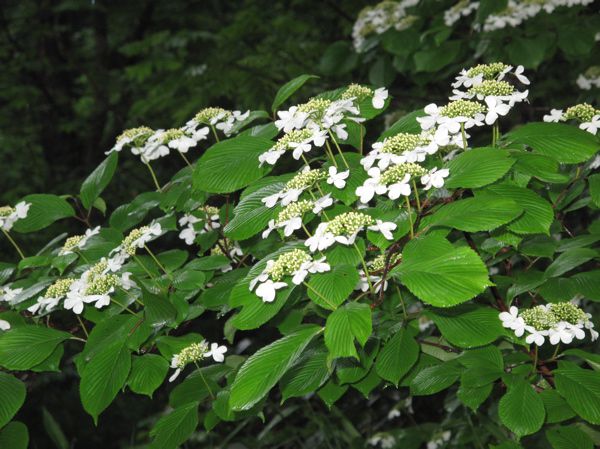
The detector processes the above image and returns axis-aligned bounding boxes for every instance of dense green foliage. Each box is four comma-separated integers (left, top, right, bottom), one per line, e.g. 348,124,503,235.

1,1,600,449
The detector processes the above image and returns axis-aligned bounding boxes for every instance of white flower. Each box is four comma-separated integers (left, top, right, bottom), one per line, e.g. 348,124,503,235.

205,343,227,363
281,217,303,237
0,286,23,304
580,115,600,135
305,223,336,252
255,280,288,302
168,367,182,383
261,192,282,208
452,70,482,89
548,322,574,345
281,188,303,206
168,135,197,153
121,272,137,290
417,103,441,130
387,174,411,200
313,194,334,214
258,148,285,167
513,65,530,85
484,96,511,125
275,106,308,132
525,327,547,346
332,123,348,140
64,289,86,315
421,167,449,190
192,126,210,142
327,166,349,189
543,109,564,123
368,220,397,240
0,319,10,331
499,306,520,328
291,258,331,285
290,139,313,160
0,201,31,232
356,168,387,203
262,219,277,239
179,226,197,245
372,87,389,109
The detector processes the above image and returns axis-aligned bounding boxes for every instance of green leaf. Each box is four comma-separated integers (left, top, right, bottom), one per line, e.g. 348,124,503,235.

12,194,75,233
223,179,286,240
0,422,28,449
506,123,599,164
0,372,26,429
173,269,206,291
0,325,70,370
426,304,506,348
80,341,132,423
554,362,600,424
229,281,294,330
423,197,523,232
511,152,569,183
280,347,330,402
507,36,548,69
375,328,419,386
413,40,461,72
589,174,600,208
410,362,460,395
42,408,69,449
445,148,515,189
392,235,490,307
193,135,273,194
317,379,348,409
379,109,425,140
540,390,576,424
128,354,169,397
479,184,553,235
80,152,119,210
229,325,321,411
324,303,372,359
306,264,359,310
149,402,199,449
271,74,318,113
544,248,597,278
571,271,600,301
169,365,227,408
546,425,594,449
499,378,545,437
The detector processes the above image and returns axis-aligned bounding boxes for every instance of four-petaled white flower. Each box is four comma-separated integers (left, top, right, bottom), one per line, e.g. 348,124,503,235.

291,258,331,285
512,65,530,85
543,109,564,123
313,194,333,214
368,220,397,240
525,327,547,346
421,167,449,190
372,87,389,109
580,115,600,135
206,343,227,362
387,174,411,200
327,166,349,189
274,106,308,132
548,322,574,345
484,96,511,125
255,280,288,303
0,201,31,232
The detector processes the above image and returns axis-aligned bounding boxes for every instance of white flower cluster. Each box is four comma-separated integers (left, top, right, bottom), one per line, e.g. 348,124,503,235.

367,433,396,449
0,285,23,305
352,0,420,51
60,226,100,255
476,0,596,32
0,202,30,232
577,67,600,90
427,431,452,449
111,223,162,258
500,303,598,346
178,206,221,245
249,249,330,302
543,103,600,135
261,85,388,166
185,107,249,137
168,340,227,382
444,0,478,26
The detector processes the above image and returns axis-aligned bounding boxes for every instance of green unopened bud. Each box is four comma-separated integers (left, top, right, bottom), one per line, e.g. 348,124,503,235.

266,249,311,281
283,169,326,192
440,100,485,118
45,278,75,299
379,133,427,154
194,107,230,124
173,341,209,368
564,103,599,122
276,200,314,224
273,129,314,151
326,212,374,236
380,163,427,185
467,63,510,80
469,80,514,97
342,84,373,102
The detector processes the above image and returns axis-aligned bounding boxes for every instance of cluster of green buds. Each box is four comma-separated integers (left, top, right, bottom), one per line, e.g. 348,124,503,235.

520,305,560,330
380,162,427,185
564,103,600,123
283,168,326,192
61,235,84,254
84,273,120,296
326,212,374,236
158,128,187,144
378,133,427,154
265,249,311,281
122,226,150,256
342,84,373,102
45,278,75,299
273,129,314,151
297,98,332,121
369,253,402,272
548,302,588,326
193,107,230,125
439,99,485,118
172,341,209,369
469,80,514,97
276,200,314,225
115,126,154,147
0,206,13,218
467,63,510,80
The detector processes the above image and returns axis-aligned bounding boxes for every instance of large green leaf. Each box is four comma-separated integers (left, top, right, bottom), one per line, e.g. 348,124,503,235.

193,135,273,193
229,325,321,411
506,122,599,164
229,281,294,330
410,362,461,395
540,390,576,424
149,402,199,449
12,194,75,233
554,361,600,424
378,109,425,140
324,303,372,359
279,347,330,402
423,197,523,232
546,425,594,449
0,373,26,429
223,179,286,240
80,152,118,209
392,235,490,307
80,341,132,423
271,74,318,113
445,148,515,189
589,173,600,208
498,379,545,437
426,304,506,348
306,264,359,310
0,421,28,449
544,248,597,279
127,354,169,398
375,327,419,386
478,184,553,235
0,325,70,370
